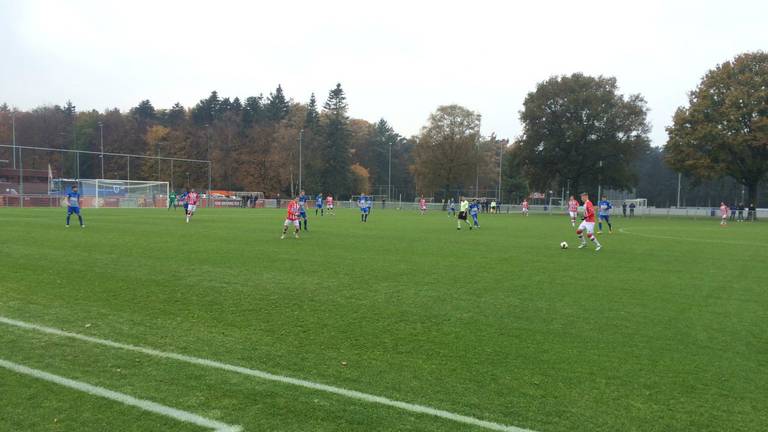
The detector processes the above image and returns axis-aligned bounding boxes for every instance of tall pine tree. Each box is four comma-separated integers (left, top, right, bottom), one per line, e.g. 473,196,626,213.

242,95,264,126
304,93,319,129
320,83,352,197
266,85,290,121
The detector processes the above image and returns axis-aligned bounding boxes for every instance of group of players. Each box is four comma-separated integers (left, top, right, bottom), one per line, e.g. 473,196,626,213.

63,182,611,252
282,191,336,239
64,185,201,228
167,189,201,223
569,192,613,251
448,192,612,251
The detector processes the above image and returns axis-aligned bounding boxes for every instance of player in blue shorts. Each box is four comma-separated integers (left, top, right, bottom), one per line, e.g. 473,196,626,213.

448,198,456,217
315,193,324,216
65,184,85,228
597,195,613,234
298,190,309,231
469,199,480,229
179,189,189,213
358,193,369,222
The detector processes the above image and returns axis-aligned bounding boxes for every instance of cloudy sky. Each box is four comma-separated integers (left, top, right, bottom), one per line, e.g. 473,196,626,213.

1,0,766,146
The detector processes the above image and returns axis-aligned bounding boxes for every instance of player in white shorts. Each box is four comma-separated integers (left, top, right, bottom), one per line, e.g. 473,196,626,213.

576,192,601,251
567,195,579,227
185,189,200,223
281,197,301,239
719,202,728,226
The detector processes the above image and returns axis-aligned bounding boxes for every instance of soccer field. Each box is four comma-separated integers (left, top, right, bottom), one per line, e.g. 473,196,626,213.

1,207,766,432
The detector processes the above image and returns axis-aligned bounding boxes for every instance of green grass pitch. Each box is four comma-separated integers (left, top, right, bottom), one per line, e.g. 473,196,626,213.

1,207,766,431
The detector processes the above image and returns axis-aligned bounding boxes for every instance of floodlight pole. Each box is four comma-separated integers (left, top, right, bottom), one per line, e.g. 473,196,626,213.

204,124,210,158
298,129,303,193
388,140,392,202
73,114,77,178
475,140,479,197
498,138,503,203
676,172,681,208
99,121,104,179
208,162,212,208
11,111,16,169
18,147,23,208
597,160,603,200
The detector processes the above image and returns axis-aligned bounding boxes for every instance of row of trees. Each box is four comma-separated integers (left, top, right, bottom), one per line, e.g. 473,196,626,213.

525,51,768,207
0,84,416,199
1,51,767,205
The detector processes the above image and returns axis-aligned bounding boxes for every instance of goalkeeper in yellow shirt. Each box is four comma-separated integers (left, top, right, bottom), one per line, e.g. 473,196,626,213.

457,197,472,230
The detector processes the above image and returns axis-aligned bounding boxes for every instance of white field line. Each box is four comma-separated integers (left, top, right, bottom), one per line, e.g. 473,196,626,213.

618,228,764,247
0,316,533,432
0,358,241,432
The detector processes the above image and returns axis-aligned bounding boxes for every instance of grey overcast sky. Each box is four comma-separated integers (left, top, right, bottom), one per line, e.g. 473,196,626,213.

1,0,766,146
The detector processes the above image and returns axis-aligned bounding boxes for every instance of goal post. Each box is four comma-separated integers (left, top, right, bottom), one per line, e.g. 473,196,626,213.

52,179,169,208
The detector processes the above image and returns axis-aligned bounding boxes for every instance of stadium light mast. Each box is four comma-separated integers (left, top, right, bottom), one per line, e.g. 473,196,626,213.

11,110,16,169
597,160,603,200
73,112,78,179
475,138,480,197
99,121,104,179
498,138,503,203
298,129,303,192
388,139,392,201
676,172,681,208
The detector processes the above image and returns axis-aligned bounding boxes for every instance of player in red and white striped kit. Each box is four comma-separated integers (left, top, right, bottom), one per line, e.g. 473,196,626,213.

568,195,579,227
576,192,602,251
521,199,529,216
325,194,335,216
281,197,301,239
720,202,729,226
419,196,427,215
185,189,200,224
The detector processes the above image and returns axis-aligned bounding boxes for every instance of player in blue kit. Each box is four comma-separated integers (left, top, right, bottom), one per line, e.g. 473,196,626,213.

597,195,613,234
65,184,85,228
179,189,189,213
298,190,309,231
358,194,369,222
315,193,324,216
469,199,480,229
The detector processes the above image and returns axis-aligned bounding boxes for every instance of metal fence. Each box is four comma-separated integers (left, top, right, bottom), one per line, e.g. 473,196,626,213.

0,144,212,207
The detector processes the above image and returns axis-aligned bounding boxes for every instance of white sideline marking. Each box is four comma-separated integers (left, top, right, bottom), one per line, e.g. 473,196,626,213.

0,358,241,432
618,228,764,247
0,316,533,432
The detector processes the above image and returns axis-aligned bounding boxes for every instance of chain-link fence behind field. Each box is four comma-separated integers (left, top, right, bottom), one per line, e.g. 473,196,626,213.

0,144,211,208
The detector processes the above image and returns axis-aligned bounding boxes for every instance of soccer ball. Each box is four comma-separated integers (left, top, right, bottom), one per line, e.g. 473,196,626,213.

560,241,569,249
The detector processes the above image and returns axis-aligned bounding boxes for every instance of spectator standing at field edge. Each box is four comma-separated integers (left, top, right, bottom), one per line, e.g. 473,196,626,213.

748,203,757,221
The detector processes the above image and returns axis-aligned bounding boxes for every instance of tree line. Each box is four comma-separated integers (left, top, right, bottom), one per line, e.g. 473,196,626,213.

1,51,767,205
0,83,415,199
